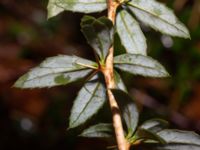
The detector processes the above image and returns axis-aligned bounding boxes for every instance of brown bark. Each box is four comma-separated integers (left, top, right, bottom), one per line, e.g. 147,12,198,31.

102,1,130,150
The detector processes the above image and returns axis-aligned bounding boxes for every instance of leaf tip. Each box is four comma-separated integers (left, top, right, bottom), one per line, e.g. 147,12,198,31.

13,73,29,88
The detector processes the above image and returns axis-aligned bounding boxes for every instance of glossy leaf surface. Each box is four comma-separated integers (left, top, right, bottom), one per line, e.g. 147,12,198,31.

81,16,113,61
128,0,190,38
47,0,107,18
80,123,113,138
69,75,107,128
114,54,169,78
14,55,96,88
116,9,147,55
112,89,139,135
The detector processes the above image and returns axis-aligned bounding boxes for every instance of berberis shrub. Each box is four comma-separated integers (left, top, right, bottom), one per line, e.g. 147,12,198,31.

14,0,200,150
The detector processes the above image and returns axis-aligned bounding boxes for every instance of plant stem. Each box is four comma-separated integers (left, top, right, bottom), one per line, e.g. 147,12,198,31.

102,0,129,150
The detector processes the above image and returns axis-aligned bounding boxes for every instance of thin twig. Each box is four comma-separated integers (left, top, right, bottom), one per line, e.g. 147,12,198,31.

102,1,130,150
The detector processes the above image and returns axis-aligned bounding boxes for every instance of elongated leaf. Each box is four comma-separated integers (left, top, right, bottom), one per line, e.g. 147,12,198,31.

114,33,127,56
140,119,169,133
14,69,92,88
134,143,200,150
111,89,139,135
114,54,169,78
138,129,200,149
47,0,64,19
135,128,166,144
128,0,190,38
154,144,200,150
157,129,200,146
116,9,147,55
81,16,113,61
69,75,107,128
47,0,107,18
14,55,96,88
80,123,113,138
114,70,127,93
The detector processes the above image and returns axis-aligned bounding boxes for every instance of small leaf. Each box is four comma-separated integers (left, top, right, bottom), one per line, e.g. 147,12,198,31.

157,129,200,146
114,70,127,93
80,123,113,138
114,54,169,78
135,128,166,144
140,119,169,133
133,143,200,150
69,75,107,128
114,33,127,56
154,144,200,150
81,16,113,61
116,9,147,55
111,89,139,136
136,129,200,149
128,0,190,38
47,0,64,19
47,0,107,18
14,55,96,88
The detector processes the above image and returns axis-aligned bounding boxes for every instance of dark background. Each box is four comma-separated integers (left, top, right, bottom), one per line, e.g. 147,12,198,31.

0,0,200,149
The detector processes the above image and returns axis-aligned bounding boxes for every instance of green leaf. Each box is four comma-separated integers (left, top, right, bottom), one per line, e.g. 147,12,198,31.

47,0,64,19
137,129,200,149
48,0,107,18
14,55,96,88
154,144,200,150
128,0,190,38
80,123,113,138
140,119,169,133
133,143,200,150
111,89,139,136
69,75,107,128
135,128,166,144
114,70,127,93
114,33,127,56
81,16,113,61
157,129,200,146
116,9,147,55
114,54,169,78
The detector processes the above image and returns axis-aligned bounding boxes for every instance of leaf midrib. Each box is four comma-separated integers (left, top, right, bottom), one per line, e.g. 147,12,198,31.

25,68,90,82
119,10,140,53
114,63,166,74
128,2,188,35
70,82,102,127
55,0,106,6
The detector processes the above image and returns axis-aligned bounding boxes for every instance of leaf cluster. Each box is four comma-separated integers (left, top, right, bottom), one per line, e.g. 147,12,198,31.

14,0,200,149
